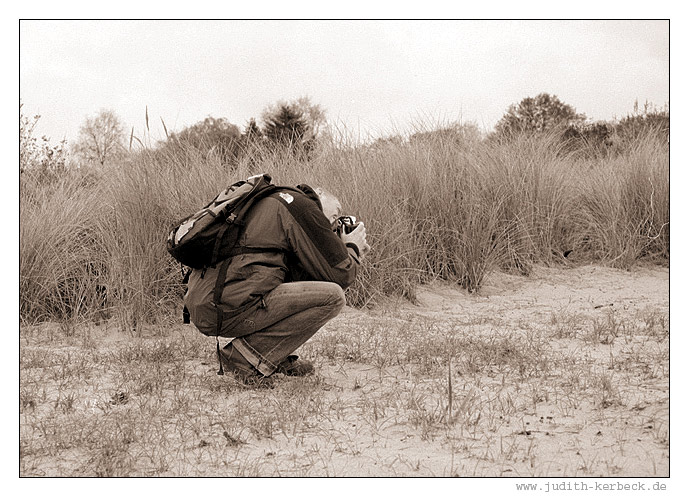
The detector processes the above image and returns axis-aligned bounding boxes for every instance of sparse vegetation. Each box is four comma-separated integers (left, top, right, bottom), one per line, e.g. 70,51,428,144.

19,266,669,476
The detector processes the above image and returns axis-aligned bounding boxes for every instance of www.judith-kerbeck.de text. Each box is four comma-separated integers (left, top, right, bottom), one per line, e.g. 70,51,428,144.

515,481,668,492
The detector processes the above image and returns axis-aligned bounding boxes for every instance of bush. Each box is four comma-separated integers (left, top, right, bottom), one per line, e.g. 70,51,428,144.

562,122,615,159
20,108,67,182
614,105,669,146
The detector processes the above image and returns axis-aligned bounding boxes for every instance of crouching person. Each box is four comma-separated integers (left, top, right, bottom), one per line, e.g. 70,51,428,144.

184,184,370,387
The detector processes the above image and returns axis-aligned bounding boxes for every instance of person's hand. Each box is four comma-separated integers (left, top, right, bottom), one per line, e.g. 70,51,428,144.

341,222,371,259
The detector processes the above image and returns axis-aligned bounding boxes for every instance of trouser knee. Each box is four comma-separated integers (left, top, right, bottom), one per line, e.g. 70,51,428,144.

325,283,346,315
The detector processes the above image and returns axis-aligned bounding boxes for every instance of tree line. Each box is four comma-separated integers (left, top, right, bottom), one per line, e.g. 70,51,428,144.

20,93,669,177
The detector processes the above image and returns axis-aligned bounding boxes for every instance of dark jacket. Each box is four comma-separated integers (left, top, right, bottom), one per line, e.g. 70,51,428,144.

184,186,360,335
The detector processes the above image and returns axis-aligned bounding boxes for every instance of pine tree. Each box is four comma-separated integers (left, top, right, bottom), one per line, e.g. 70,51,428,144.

262,104,310,148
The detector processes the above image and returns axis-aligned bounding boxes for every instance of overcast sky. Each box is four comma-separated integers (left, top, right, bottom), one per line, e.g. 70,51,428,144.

20,20,669,144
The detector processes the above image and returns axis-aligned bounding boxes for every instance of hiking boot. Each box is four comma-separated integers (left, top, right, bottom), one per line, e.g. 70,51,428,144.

219,346,275,388
275,355,315,376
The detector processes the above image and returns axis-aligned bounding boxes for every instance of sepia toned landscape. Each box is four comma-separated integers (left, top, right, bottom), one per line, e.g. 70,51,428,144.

20,96,669,476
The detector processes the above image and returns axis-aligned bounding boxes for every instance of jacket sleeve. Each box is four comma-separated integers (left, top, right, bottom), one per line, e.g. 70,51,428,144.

275,192,359,289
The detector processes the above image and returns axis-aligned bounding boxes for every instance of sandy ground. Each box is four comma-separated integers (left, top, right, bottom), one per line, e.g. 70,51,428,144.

20,264,669,477
377,264,668,476
250,264,670,477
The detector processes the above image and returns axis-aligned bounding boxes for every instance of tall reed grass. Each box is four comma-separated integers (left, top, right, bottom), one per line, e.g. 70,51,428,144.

20,171,106,323
19,126,669,326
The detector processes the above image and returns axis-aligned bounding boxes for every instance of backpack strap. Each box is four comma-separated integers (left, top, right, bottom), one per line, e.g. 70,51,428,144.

195,182,293,374
208,183,288,329
208,185,279,268
181,265,191,324
211,246,284,375
213,257,234,337
210,221,232,267
211,246,286,328
207,184,280,335
216,336,224,375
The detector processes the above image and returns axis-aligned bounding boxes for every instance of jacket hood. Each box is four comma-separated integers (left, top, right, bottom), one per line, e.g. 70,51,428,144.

296,184,323,211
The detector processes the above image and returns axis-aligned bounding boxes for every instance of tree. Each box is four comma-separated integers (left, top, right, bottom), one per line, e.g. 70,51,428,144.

262,104,310,148
167,116,242,163
291,96,327,139
495,93,585,137
74,109,126,167
243,118,262,140
260,96,326,152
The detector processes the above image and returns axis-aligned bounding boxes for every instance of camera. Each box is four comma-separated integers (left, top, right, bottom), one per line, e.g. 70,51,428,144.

336,215,360,235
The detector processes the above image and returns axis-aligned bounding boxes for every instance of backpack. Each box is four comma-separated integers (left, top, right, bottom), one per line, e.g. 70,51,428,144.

166,173,278,269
